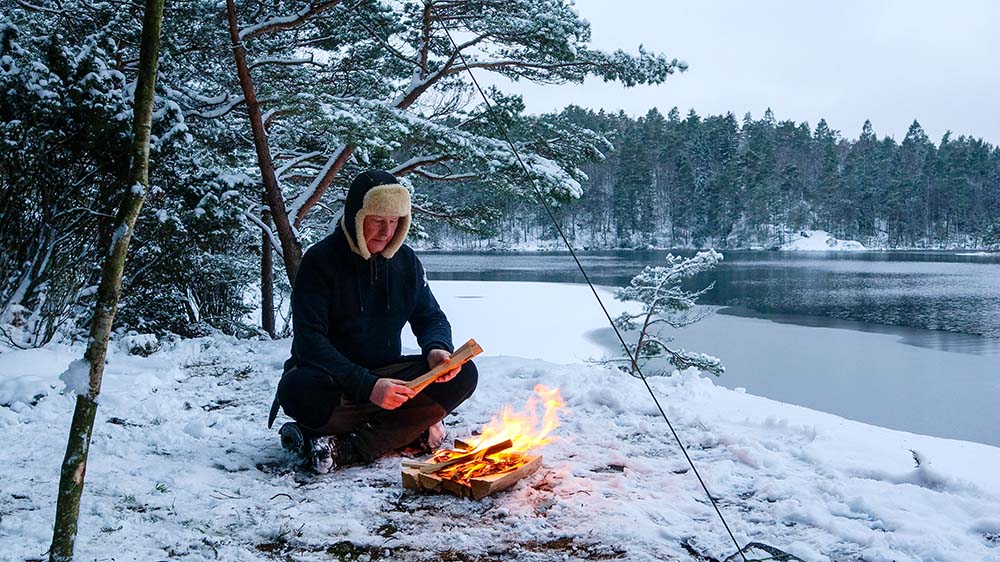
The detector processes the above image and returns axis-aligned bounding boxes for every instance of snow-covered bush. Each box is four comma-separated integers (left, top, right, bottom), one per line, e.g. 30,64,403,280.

0,23,134,346
118,332,160,357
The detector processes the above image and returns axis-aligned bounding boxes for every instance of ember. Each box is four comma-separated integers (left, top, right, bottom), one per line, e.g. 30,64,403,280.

401,384,564,499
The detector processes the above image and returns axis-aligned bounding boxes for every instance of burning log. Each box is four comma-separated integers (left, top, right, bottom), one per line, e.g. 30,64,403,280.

406,339,483,394
401,439,513,473
402,453,542,500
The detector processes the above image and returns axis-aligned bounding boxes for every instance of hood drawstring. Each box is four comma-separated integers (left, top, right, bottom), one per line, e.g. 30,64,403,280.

355,260,364,313
358,254,392,313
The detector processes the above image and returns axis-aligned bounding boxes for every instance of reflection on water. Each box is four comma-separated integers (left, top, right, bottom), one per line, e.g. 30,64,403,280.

419,250,1000,355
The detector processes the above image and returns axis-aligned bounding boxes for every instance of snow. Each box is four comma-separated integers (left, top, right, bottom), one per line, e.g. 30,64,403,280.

781,230,867,251
58,357,91,397
3,281,1000,561
109,223,129,255
0,347,78,406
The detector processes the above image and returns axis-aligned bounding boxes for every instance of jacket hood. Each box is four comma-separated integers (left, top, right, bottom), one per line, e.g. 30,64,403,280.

340,169,411,260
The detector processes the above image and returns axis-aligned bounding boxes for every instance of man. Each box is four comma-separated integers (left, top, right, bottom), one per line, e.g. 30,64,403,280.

268,170,478,474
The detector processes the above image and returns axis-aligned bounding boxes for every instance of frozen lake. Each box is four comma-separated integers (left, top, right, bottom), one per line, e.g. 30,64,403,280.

419,250,1000,352
415,252,1000,447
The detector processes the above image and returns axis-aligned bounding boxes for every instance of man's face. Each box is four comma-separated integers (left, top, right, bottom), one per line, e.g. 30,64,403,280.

363,215,400,255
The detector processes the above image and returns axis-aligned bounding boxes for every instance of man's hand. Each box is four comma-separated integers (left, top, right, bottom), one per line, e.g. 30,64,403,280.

427,349,461,384
370,378,415,410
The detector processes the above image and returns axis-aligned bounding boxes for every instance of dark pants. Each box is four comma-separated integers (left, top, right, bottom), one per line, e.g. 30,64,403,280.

276,355,478,461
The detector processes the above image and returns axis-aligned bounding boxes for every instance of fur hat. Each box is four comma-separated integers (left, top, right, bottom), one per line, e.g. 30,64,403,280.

340,170,411,260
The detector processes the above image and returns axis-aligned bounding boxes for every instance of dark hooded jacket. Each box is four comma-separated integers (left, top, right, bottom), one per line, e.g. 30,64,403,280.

282,172,453,404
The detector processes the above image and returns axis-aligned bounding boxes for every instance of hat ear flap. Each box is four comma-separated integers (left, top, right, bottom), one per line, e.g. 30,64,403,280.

347,213,372,260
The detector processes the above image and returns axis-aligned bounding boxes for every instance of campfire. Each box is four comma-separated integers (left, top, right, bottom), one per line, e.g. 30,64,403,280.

401,384,564,499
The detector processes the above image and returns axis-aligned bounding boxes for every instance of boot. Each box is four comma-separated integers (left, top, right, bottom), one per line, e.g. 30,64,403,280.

308,433,362,474
279,422,306,457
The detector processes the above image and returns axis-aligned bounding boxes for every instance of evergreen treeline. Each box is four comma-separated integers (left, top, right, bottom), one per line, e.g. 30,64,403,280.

453,107,1000,250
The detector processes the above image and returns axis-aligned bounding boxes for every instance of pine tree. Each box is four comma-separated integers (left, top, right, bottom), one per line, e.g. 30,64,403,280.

608,251,725,377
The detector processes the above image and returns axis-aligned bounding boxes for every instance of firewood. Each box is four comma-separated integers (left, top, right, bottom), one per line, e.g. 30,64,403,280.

401,467,423,491
405,339,483,394
401,455,543,500
418,471,445,491
401,439,513,473
469,455,542,499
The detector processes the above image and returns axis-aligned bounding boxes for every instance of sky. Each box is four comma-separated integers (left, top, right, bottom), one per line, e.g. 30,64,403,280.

482,0,1000,144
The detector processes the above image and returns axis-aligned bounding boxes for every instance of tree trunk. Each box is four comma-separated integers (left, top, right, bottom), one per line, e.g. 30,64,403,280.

225,0,302,282
261,206,275,338
48,0,165,557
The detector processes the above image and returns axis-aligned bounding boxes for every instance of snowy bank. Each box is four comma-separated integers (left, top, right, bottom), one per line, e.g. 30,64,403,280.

3,281,1000,561
780,230,866,251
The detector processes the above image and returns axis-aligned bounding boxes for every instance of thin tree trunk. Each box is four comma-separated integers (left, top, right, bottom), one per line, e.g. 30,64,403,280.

48,0,165,557
261,206,275,337
225,0,302,282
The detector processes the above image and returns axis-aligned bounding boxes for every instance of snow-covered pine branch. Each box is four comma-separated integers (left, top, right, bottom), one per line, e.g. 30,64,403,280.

248,56,321,70
388,154,455,177
238,0,345,42
243,208,282,254
186,95,246,119
275,150,325,179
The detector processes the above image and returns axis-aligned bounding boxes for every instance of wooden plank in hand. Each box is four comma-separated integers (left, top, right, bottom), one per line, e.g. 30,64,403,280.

405,338,483,394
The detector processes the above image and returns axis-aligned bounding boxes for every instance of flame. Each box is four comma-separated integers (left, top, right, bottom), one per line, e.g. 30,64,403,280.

429,384,564,484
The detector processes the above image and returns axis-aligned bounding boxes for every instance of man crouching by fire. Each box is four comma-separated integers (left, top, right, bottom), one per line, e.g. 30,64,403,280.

267,170,478,474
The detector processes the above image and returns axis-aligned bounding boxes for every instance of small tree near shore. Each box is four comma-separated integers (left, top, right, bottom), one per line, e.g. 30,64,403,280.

608,250,725,378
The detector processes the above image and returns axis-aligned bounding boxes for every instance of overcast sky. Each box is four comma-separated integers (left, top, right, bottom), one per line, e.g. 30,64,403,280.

483,0,1000,144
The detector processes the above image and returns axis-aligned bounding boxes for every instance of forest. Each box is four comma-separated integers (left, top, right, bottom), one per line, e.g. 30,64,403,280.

438,106,1000,251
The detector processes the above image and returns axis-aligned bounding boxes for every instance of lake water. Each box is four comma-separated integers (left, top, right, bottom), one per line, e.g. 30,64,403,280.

418,250,1000,446
420,250,1000,354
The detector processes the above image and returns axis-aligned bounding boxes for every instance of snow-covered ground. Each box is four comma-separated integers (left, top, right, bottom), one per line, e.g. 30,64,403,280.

779,230,867,251
3,281,1000,561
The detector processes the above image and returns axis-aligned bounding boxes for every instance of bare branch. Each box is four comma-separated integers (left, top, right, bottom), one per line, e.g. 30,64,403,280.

289,144,354,226
14,0,90,21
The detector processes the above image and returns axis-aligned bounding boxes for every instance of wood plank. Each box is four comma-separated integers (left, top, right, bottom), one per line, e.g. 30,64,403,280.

401,467,424,491
417,471,444,491
470,455,542,500
405,339,483,394
440,477,470,498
